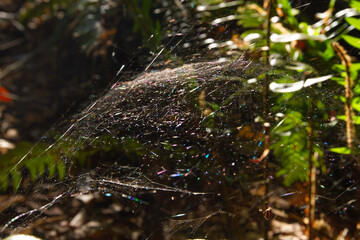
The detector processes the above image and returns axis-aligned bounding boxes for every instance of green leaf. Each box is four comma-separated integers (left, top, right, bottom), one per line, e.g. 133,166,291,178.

278,0,298,26
208,102,220,110
329,0,336,9
37,160,46,177
26,162,38,182
337,115,360,124
321,42,335,61
11,170,22,192
350,0,360,13
355,85,360,94
354,116,360,124
332,64,345,71
57,160,66,180
352,97,360,112
45,155,56,178
237,17,262,28
343,35,360,49
346,17,360,31
351,63,360,72
331,77,345,86
1,173,9,191
330,147,351,154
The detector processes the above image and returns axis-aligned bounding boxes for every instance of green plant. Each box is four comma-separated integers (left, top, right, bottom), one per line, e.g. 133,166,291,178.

0,141,66,192
329,0,360,156
196,0,359,237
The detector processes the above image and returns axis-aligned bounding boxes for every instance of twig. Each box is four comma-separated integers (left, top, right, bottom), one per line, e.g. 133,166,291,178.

332,42,355,153
307,118,316,239
262,0,272,239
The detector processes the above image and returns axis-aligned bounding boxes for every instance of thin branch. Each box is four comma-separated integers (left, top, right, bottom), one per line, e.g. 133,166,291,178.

307,107,316,240
262,0,272,239
332,42,355,152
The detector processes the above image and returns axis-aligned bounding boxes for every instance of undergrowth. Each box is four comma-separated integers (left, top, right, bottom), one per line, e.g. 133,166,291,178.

0,1,360,237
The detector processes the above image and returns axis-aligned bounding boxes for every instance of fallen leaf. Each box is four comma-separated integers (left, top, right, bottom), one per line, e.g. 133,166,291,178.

0,87,12,102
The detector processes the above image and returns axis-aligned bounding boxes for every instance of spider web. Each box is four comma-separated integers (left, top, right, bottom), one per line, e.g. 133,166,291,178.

2,52,267,238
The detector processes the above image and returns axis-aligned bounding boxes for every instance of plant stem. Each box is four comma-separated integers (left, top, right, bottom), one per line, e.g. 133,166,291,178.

332,42,355,152
263,0,272,239
307,112,316,239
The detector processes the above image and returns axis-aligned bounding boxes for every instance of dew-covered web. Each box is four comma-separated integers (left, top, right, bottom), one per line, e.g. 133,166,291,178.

2,57,264,235
1,58,264,237
1,0,359,239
